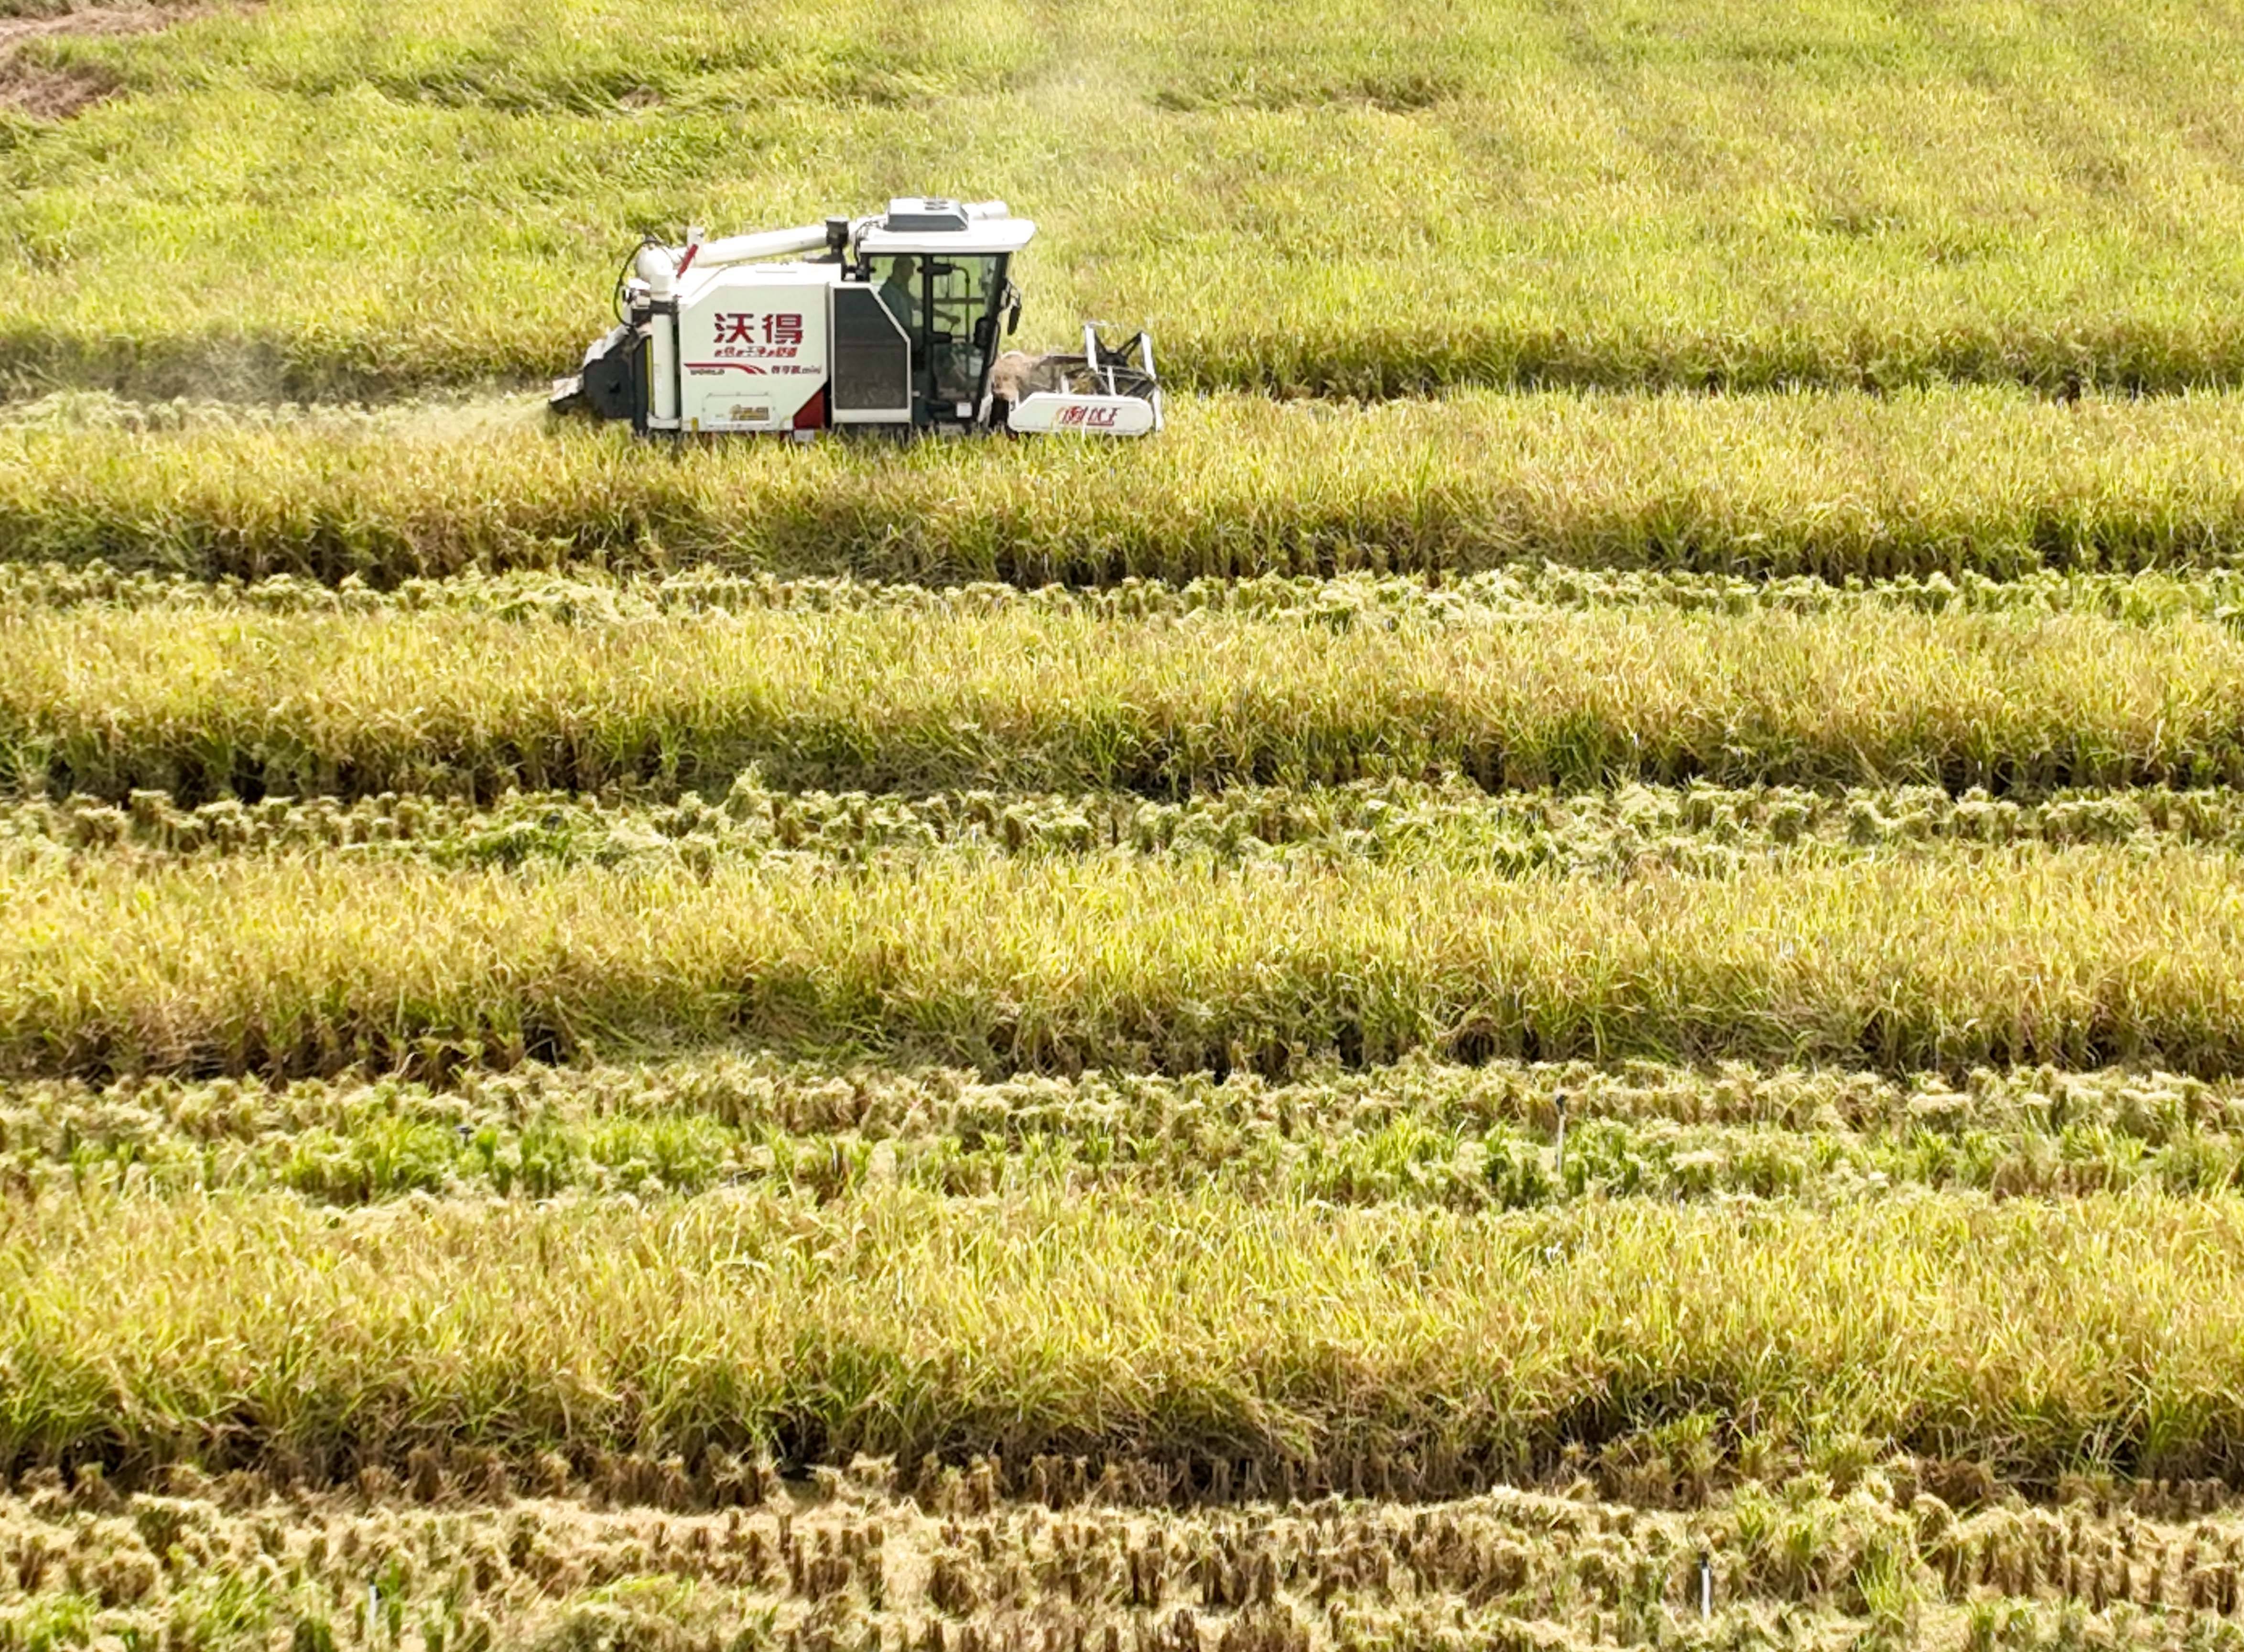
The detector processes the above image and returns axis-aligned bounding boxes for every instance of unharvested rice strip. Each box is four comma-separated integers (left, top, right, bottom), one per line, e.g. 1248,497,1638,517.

3,1095,2240,1206
1,1473,2241,1652
8,1189,2244,1489
7,389,2244,585
11,780,2244,871
0,845,2239,1080
23,273,2244,406
6,1055,2236,1141
11,563,2244,622
6,603,2244,804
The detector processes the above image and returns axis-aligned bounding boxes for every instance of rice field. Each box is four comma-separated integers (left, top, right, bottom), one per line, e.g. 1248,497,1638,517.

16,0,2244,1647
19,1188,2244,1486
11,596,2244,801
11,0,2244,398
10,843,2244,1077
5,389,2244,585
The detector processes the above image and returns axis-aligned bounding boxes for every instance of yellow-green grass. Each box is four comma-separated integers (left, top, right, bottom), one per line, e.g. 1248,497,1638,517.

0,844,2238,1078
8,0,2244,396
13,780,2244,874
6,1188,2244,1487
7,390,2244,585
4,599,2243,801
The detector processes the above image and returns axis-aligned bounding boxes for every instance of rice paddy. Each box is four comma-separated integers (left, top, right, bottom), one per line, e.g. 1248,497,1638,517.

11,0,2244,398
12,0,2244,1645
4,389,2244,585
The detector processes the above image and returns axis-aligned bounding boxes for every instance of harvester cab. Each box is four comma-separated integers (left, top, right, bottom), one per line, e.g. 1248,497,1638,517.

552,198,1162,439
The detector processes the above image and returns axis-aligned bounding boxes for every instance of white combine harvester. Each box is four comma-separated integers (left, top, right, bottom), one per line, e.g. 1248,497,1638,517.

552,197,1161,439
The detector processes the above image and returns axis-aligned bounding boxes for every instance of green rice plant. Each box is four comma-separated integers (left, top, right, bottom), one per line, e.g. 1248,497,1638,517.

5,391,2244,586
5,600,2244,802
0,843,2238,1079
11,0,2244,395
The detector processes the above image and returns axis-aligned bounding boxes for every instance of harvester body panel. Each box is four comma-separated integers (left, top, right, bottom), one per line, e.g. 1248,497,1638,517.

674,264,836,434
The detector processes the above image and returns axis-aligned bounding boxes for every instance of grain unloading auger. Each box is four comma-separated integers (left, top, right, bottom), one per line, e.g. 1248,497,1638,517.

552,197,1162,439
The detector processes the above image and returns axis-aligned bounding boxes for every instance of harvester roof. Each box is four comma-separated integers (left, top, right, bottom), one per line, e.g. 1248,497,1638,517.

858,196,1037,256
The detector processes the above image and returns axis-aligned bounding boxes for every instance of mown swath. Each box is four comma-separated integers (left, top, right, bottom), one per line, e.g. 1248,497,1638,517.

6,1055,2243,1205
2,1472,2240,1651
10,779,2243,871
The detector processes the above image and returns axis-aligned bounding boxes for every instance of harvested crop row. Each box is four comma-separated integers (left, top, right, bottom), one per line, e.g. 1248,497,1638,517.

7,1075,2241,1205
11,1055,2233,1145
7,603,2244,803
13,780,2244,874
9,1189,2244,1488
0,845,2239,1079
14,563,2244,625
8,391,2244,585
3,1475,2241,1652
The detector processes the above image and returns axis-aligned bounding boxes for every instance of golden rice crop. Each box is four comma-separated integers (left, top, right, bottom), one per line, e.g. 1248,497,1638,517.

5,391,2244,585
0,844,2238,1079
6,1189,2244,1487
6,601,2243,802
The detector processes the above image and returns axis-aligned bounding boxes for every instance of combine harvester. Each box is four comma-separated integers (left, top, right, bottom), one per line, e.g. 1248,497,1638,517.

553,197,1161,439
